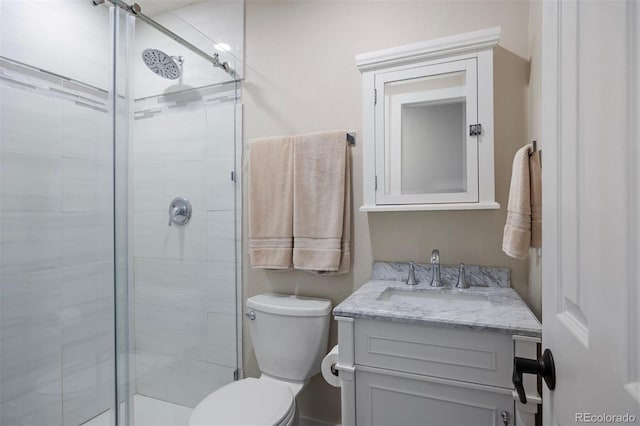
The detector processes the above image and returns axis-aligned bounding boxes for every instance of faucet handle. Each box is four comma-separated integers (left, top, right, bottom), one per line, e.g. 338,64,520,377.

430,249,440,264
456,263,469,289
406,261,418,286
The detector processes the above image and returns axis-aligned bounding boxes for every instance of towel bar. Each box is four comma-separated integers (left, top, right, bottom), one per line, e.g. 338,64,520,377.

530,140,541,167
347,132,356,146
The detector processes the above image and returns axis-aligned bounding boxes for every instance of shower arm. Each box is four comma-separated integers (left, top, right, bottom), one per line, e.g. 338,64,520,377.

92,0,236,77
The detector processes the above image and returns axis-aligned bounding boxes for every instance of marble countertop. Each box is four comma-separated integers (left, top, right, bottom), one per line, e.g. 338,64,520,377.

334,263,541,337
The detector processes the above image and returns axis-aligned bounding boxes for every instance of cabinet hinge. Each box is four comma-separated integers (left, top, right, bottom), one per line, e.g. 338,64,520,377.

469,123,482,136
374,89,377,105
230,171,236,182
233,369,241,381
374,175,378,190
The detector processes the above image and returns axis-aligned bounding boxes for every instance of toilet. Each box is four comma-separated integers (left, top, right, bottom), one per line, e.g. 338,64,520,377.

189,293,332,426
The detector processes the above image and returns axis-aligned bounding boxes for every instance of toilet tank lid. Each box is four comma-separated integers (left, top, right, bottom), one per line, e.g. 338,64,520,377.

247,293,332,317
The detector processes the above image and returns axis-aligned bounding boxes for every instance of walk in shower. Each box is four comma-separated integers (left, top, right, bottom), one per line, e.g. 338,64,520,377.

0,1,244,425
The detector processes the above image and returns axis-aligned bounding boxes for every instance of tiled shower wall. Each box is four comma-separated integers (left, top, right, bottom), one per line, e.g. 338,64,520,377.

0,2,114,425
132,89,238,408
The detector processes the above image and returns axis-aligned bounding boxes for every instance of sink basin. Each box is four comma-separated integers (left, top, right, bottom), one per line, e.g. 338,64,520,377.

377,288,491,309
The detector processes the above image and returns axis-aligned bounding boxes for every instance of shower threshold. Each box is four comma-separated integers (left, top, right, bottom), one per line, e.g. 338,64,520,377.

83,395,193,426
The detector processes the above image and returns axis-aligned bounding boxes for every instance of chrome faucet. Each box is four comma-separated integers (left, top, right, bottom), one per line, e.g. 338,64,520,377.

456,263,469,289
430,249,443,287
406,261,418,285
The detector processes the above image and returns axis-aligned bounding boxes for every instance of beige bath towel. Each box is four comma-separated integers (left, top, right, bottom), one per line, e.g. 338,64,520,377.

502,144,542,259
248,136,294,269
293,130,351,274
530,150,542,248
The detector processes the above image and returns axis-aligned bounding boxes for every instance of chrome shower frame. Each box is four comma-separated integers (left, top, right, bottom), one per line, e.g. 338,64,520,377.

93,0,236,77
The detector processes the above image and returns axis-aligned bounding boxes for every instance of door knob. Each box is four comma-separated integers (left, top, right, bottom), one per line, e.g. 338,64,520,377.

512,348,556,404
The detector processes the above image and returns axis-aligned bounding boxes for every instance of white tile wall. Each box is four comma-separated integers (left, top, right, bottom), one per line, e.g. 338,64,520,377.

133,109,207,163
132,98,238,407
134,210,208,261
205,158,235,211
61,212,113,267
61,158,112,213
206,103,236,160
62,360,112,426
135,350,235,408
206,211,236,263
0,269,62,340
0,325,62,403
0,1,111,90
203,262,237,316
1,3,115,421
62,104,111,161
0,380,63,426
0,151,62,212
60,262,114,321
0,212,62,277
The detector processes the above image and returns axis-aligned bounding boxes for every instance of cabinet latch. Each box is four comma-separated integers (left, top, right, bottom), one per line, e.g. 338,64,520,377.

469,123,482,136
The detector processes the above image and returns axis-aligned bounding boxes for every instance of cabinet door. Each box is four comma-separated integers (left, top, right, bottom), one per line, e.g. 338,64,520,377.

356,368,513,426
374,59,479,205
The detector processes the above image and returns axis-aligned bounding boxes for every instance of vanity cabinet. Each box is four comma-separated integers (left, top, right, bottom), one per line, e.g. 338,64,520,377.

335,317,541,426
356,28,501,211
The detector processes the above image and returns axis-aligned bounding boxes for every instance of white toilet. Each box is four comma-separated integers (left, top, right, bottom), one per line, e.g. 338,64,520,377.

189,293,332,426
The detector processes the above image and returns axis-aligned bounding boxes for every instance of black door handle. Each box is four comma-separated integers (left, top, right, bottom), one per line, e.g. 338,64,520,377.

512,348,556,403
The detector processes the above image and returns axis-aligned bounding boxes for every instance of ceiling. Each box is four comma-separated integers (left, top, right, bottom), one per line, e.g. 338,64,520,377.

135,0,202,16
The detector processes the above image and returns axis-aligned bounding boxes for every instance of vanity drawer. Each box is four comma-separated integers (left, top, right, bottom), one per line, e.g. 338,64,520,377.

354,319,514,388
355,367,514,426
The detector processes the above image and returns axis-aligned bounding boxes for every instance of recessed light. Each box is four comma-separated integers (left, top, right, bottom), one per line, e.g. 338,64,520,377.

214,43,231,52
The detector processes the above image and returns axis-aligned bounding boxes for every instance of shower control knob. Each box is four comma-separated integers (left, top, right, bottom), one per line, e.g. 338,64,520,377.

245,311,256,320
168,197,192,226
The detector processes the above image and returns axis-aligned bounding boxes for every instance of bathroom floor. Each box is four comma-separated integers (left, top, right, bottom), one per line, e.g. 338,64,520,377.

82,395,193,426
82,395,335,426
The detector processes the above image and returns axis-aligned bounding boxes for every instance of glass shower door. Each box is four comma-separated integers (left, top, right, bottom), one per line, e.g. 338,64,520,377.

126,3,243,421
0,1,119,425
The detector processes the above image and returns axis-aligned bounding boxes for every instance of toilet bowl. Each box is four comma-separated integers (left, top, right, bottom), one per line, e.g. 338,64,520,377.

189,378,296,426
189,293,332,426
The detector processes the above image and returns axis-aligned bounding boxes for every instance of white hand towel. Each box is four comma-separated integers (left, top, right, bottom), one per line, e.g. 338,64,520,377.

503,144,535,259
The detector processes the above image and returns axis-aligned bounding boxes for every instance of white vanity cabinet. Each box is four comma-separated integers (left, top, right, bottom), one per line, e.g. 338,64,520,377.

356,28,501,211
335,317,541,426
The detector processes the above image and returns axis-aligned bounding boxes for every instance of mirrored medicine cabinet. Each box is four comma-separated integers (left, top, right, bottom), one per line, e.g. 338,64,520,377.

356,27,501,211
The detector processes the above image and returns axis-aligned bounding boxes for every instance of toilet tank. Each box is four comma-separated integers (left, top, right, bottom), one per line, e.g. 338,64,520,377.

247,293,332,382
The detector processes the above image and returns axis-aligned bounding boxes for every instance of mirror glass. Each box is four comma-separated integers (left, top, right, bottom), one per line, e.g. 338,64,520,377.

384,71,468,195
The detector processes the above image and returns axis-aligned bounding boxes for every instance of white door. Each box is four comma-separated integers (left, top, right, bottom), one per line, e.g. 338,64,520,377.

542,0,640,424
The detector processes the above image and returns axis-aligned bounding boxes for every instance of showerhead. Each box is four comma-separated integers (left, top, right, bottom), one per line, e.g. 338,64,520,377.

142,48,183,80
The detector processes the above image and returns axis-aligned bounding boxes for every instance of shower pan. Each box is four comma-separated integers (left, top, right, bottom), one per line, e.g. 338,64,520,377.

0,1,244,425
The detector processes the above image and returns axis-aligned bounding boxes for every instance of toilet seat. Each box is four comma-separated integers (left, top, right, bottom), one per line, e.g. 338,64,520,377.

189,378,296,426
